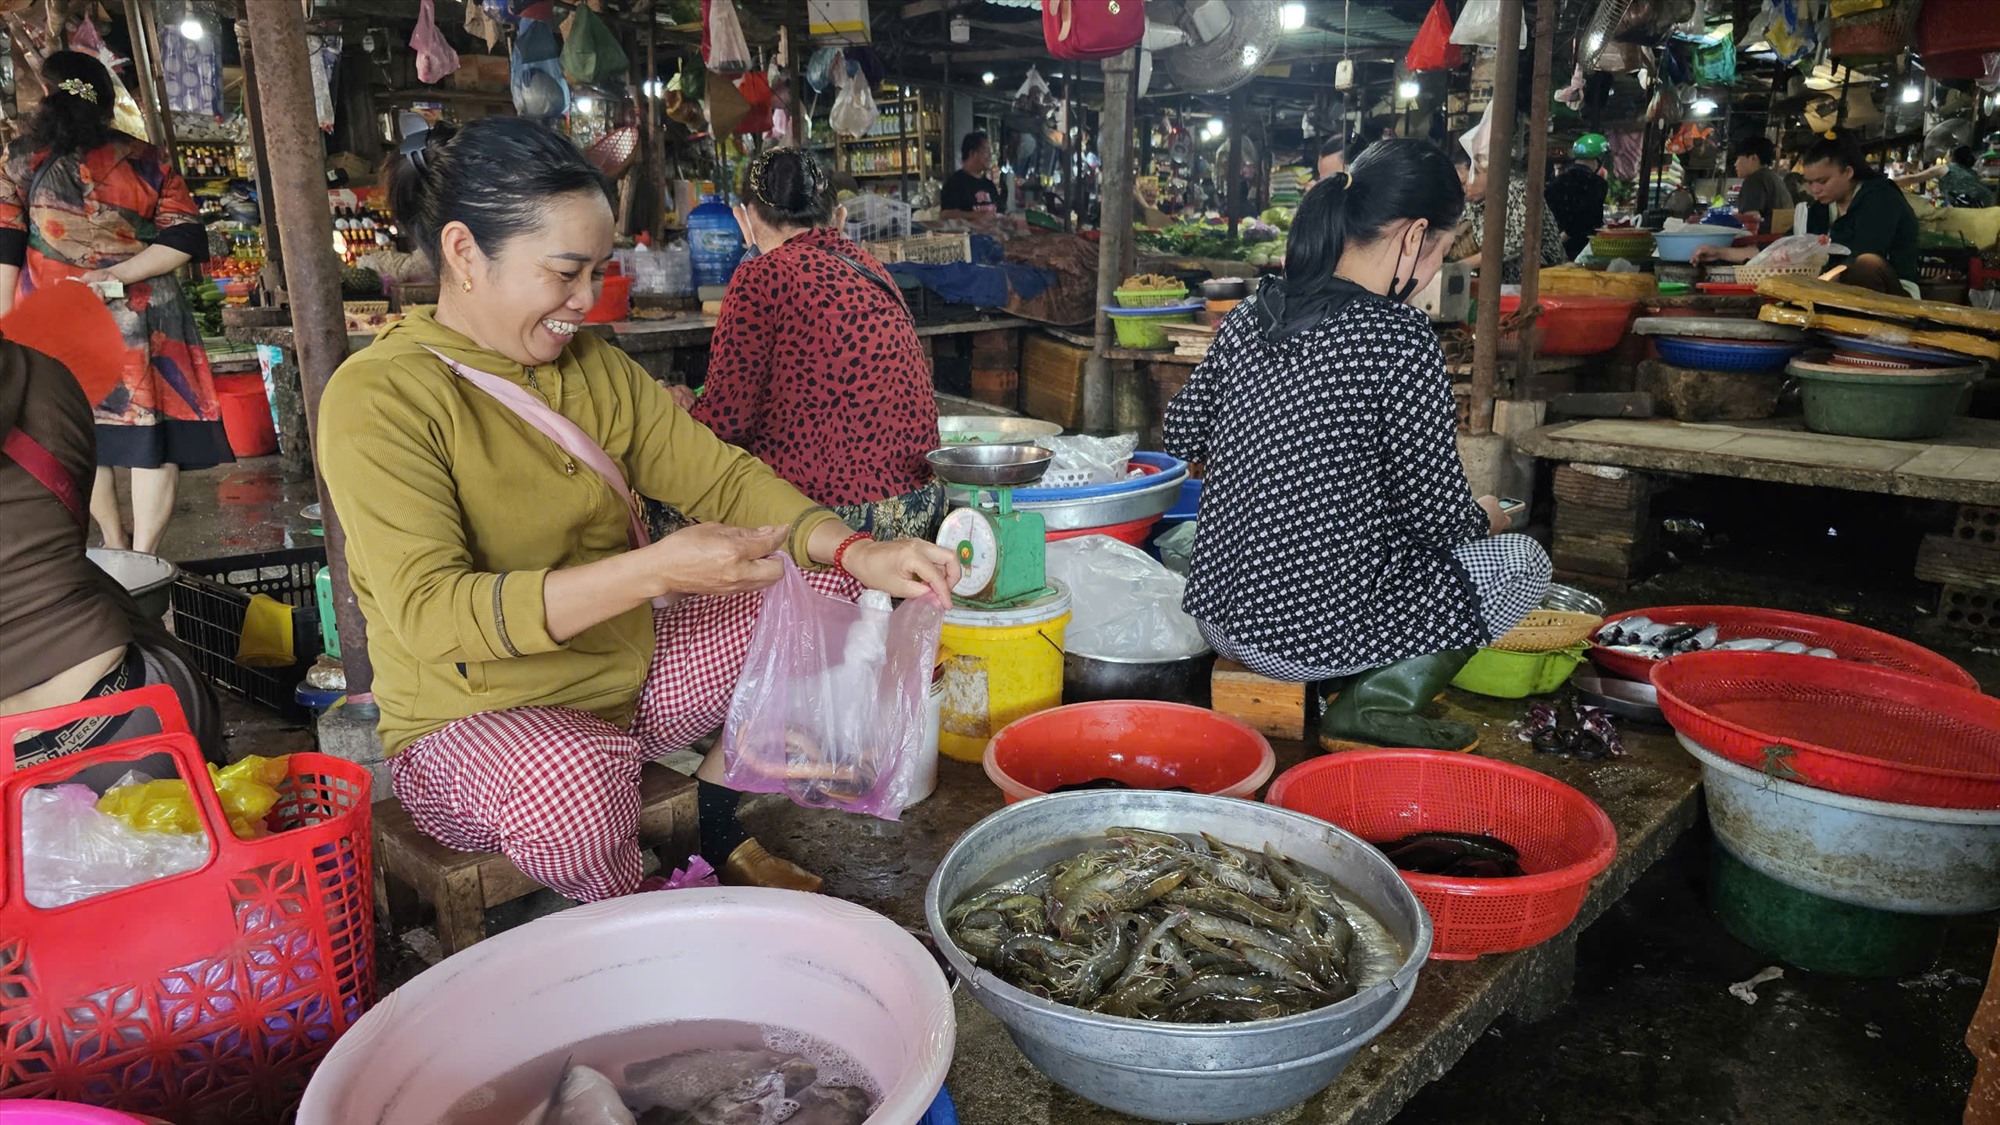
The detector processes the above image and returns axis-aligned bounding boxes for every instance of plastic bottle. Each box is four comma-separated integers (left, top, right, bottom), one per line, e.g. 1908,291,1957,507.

686,193,745,289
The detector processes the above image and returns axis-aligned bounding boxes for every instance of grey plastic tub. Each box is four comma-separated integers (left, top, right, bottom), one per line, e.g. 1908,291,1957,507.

923,791,1431,1123
1682,735,2000,915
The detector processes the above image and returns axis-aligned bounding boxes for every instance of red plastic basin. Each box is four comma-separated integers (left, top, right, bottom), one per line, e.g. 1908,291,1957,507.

1045,516,1160,547
1500,294,1637,356
215,372,277,458
982,701,1275,804
1267,751,1617,960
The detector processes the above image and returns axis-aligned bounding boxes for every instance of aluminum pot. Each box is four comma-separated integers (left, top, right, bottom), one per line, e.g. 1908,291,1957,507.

1681,736,2000,915
1063,649,1217,707
923,791,1431,1123
87,548,178,620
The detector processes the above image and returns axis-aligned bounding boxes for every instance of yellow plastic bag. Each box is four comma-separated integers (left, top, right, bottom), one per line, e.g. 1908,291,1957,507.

98,756,289,840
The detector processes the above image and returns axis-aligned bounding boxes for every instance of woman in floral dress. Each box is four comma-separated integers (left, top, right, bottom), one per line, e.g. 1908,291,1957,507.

0,51,230,554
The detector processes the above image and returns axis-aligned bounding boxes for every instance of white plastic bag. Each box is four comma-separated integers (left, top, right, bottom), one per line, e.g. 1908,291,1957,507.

829,73,879,139
1045,433,1138,486
1745,233,1847,273
719,560,944,819
1015,66,1052,113
1450,0,1526,46
706,0,753,75
411,0,461,83
1044,536,1209,661
21,783,211,908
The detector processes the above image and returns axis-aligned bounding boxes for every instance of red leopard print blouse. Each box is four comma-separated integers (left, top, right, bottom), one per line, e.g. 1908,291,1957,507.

691,227,937,507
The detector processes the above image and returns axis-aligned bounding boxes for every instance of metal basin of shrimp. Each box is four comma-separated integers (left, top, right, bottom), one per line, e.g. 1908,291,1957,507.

923,791,1430,1123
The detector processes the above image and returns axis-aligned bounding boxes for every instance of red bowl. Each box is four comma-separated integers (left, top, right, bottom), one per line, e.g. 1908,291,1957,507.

1267,751,1617,960
982,701,1275,804
1590,605,1975,690
1499,294,1636,356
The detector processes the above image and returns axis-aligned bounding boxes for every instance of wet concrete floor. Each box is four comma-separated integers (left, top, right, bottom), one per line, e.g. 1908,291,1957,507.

144,459,1995,1123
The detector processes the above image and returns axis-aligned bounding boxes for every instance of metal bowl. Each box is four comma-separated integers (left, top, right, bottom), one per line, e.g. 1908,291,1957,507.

924,791,1430,1123
1200,277,1250,300
950,468,1187,531
1541,583,1608,617
926,444,1054,488
939,416,1064,445
1568,670,1666,725
87,548,179,620
1063,650,1217,707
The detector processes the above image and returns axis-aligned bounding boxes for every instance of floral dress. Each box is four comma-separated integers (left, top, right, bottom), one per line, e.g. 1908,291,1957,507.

0,137,231,470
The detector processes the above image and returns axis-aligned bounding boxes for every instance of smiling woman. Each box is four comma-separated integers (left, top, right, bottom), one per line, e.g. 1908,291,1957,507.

316,117,957,903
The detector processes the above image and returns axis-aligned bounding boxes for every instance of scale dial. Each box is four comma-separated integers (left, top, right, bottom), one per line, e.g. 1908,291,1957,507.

938,508,999,599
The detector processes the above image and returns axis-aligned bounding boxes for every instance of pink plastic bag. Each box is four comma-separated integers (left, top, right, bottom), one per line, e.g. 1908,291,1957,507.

412,0,461,83
719,557,944,820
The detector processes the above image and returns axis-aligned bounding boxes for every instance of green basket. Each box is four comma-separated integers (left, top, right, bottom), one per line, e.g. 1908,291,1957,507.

1107,308,1197,350
1451,642,1588,699
1114,286,1193,308
1710,843,1942,977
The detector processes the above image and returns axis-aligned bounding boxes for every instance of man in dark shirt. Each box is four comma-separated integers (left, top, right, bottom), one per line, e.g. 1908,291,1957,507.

941,131,1003,221
1731,134,1793,234
1546,136,1610,260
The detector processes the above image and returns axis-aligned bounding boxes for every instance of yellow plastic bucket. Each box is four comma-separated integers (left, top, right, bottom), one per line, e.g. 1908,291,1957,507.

938,586,1071,763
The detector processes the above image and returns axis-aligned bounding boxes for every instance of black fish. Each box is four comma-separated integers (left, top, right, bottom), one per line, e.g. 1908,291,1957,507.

1050,778,1196,794
1373,831,1525,878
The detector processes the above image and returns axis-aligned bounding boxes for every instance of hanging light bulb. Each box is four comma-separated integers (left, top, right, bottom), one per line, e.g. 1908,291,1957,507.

1692,97,1718,116
179,8,204,40
1399,79,1421,100
1901,83,1923,104
576,95,597,114
1281,3,1307,31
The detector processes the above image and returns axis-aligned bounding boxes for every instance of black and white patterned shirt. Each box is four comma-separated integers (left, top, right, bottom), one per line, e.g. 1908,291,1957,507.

1165,277,1492,673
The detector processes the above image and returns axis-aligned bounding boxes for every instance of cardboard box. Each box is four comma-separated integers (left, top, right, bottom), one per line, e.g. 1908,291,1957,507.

1022,334,1089,430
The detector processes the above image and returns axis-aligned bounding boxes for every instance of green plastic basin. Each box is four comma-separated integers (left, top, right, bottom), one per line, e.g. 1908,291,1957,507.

1451,642,1588,699
1710,842,1943,978
1793,365,1979,440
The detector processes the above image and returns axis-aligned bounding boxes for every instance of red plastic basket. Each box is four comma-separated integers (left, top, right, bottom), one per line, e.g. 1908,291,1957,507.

1651,651,2000,809
1266,751,1617,960
1590,605,1976,690
0,686,375,1121
1499,294,1636,356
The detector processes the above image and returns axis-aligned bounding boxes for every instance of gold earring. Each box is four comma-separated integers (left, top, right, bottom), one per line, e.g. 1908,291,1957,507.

461,278,472,292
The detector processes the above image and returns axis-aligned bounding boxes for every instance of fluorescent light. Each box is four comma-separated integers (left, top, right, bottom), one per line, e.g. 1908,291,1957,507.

1399,79,1421,100
982,71,996,86
1204,118,1225,139
1692,97,1718,116
576,95,596,114
179,14,204,40
1902,83,1922,104
1586,31,1604,53
1281,3,1307,31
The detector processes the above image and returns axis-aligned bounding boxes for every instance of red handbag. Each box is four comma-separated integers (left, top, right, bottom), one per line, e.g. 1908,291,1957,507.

1042,0,1145,61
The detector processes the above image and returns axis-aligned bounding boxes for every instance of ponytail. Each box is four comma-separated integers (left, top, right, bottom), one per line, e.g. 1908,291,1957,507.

1283,139,1465,307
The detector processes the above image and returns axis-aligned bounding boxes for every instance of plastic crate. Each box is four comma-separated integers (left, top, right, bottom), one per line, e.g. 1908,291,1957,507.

170,547,325,713
842,194,913,243
0,686,375,1120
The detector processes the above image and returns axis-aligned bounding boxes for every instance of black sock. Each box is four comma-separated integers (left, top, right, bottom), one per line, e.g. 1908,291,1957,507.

697,779,750,859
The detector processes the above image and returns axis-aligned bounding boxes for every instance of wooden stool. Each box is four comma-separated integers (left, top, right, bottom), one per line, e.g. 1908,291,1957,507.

372,762,699,956
1211,659,1309,742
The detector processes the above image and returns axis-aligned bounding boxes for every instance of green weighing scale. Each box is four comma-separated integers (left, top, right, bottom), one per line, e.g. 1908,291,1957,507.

926,444,1057,608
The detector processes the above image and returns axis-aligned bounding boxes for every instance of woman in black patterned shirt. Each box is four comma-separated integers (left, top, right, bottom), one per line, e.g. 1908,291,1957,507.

1165,140,1550,753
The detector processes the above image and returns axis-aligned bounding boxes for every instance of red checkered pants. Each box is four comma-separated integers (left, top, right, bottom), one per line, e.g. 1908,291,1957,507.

389,570,860,902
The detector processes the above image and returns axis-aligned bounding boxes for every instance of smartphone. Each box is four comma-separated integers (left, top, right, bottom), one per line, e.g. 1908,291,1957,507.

1498,498,1525,516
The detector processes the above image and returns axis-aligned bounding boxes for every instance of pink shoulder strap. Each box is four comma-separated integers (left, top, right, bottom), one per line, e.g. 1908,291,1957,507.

422,345,668,608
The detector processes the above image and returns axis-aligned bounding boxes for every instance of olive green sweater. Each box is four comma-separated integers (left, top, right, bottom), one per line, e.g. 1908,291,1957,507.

318,310,840,754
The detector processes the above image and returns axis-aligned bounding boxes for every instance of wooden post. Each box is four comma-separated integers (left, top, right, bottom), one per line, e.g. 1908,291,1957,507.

1226,89,1245,237
123,0,176,161
244,0,373,694
1469,0,1523,436
233,3,286,309
1086,49,1137,433
1516,0,1558,380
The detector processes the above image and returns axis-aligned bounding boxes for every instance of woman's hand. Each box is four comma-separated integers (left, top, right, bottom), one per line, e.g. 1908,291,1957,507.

668,384,698,412
637,523,789,597
1689,244,1755,266
839,537,960,604
1477,495,1512,535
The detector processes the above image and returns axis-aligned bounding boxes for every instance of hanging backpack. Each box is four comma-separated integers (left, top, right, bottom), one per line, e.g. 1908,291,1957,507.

1042,0,1145,61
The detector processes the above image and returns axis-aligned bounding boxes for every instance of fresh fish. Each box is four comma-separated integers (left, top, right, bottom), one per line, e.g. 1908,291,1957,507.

1688,625,1720,651
520,1062,635,1125
1374,831,1524,878
781,1085,873,1125
1806,647,1837,658
1772,641,1810,654
1714,638,1778,652
623,1051,813,1115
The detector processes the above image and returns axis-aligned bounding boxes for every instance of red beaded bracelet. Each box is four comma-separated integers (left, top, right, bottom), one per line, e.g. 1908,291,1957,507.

832,531,873,573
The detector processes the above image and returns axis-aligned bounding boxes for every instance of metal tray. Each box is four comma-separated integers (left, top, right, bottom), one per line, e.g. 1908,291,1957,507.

1569,670,1667,725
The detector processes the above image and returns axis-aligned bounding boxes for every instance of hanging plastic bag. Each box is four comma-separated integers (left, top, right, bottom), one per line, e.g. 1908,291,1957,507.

1404,0,1464,71
512,18,570,122
1688,31,1735,85
734,70,774,135
1015,66,1052,114
1450,0,1525,47
719,559,944,820
704,0,753,76
465,0,504,49
562,3,629,86
1747,233,1848,273
1044,537,1208,661
829,73,878,139
411,0,461,83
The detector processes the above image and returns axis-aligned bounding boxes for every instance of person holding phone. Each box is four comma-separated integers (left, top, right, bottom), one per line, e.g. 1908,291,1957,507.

1165,140,1550,754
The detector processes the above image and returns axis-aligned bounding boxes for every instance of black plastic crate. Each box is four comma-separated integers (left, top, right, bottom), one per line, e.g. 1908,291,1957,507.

169,547,325,714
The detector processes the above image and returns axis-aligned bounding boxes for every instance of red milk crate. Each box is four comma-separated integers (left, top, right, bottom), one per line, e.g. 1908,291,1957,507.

0,686,375,1122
